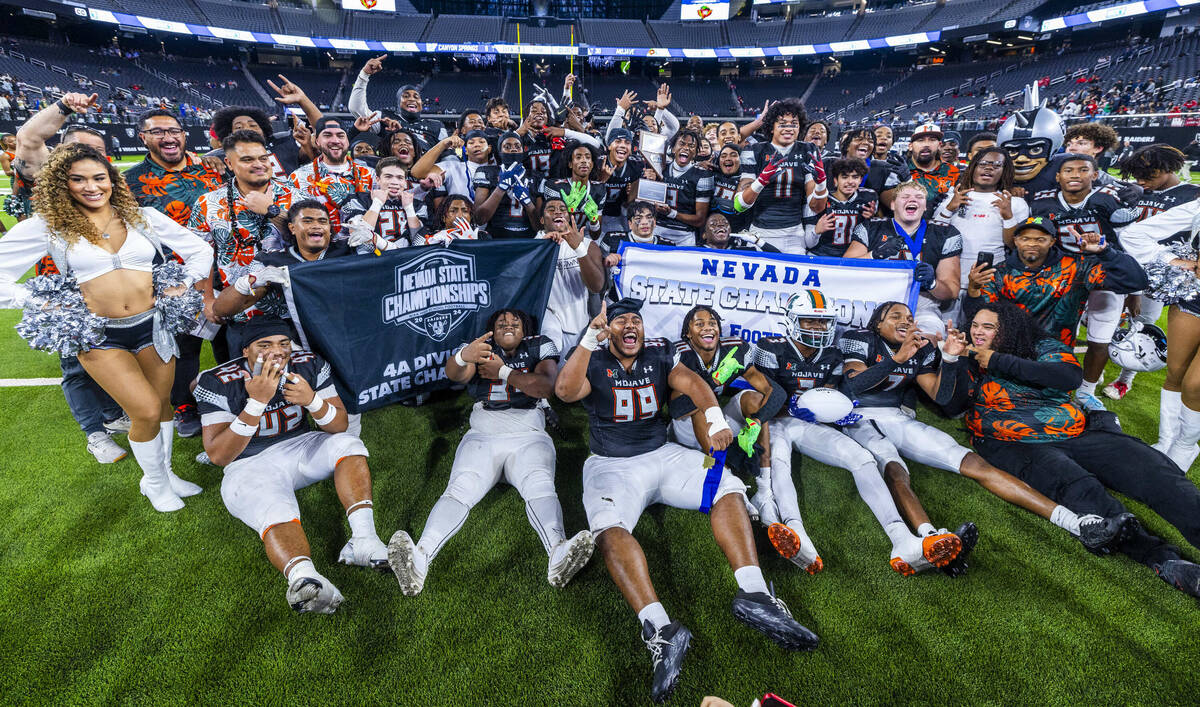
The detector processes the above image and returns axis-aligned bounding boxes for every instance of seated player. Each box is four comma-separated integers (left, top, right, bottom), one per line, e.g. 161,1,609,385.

423,195,485,245
939,301,1200,597
699,212,778,252
342,157,424,252
839,301,1132,564
387,309,594,595
555,298,818,703
195,317,389,614
804,157,877,258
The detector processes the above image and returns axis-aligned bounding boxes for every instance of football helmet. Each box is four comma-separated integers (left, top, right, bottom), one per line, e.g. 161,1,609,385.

781,289,837,350
1108,321,1167,372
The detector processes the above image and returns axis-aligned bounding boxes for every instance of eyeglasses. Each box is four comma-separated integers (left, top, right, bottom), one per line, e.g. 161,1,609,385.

141,128,185,138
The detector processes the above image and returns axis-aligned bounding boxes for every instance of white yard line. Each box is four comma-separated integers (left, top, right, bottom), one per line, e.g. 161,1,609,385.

0,377,63,387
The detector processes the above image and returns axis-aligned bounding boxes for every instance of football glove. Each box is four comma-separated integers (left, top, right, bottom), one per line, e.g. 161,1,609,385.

712,346,745,385
914,261,937,290
833,398,861,427
737,417,762,457
787,394,816,423
756,155,781,187
582,193,600,223
811,153,826,183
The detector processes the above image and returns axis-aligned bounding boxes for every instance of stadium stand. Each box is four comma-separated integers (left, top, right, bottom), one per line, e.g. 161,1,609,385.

504,19,578,45
667,77,738,117
724,19,787,47
421,14,506,44
345,12,430,42
196,0,279,33
647,20,726,49
277,7,344,38
423,72,506,115
248,65,343,110
579,19,656,48
784,14,859,46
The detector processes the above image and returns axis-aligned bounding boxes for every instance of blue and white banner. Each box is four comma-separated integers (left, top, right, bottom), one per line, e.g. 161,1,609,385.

614,243,919,343
284,240,558,413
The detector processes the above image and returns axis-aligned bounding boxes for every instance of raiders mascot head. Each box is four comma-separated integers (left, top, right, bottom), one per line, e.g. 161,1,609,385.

997,84,1066,191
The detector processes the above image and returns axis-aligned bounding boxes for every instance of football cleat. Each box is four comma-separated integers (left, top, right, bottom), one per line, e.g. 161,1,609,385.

286,574,344,614
731,587,819,651
86,431,127,464
751,486,780,526
642,620,692,704
890,528,963,576
1077,512,1138,555
1074,390,1107,412
939,522,978,578
548,530,595,588
768,523,823,574
1102,381,1129,400
1155,559,1200,599
387,530,428,596
173,403,201,438
339,536,390,572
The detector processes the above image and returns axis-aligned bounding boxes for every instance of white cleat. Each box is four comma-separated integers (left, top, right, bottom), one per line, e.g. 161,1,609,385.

547,530,595,588
387,530,428,596
103,414,132,434
86,431,127,464
339,536,390,571
750,487,781,526
286,573,344,614
767,522,823,574
1166,441,1199,472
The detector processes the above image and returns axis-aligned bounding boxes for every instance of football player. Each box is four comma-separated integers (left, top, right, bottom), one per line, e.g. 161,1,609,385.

699,212,777,252
838,128,900,211
838,301,1129,561
473,131,540,239
605,86,681,145
554,297,818,703
349,54,447,151
542,142,606,238
195,317,389,614
601,200,674,270
1105,145,1198,402
737,98,827,253
804,157,876,258
342,157,424,252
387,309,595,595
516,99,557,178
410,131,492,205
1029,154,1139,410
644,129,714,246
710,144,753,234
536,197,605,359
598,127,646,238
287,117,374,236
862,180,962,339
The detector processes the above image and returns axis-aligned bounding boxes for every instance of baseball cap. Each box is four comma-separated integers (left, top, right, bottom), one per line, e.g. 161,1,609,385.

1014,216,1057,238
912,122,944,140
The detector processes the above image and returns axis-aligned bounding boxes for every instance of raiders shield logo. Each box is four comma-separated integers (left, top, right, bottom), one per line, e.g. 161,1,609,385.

382,250,491,342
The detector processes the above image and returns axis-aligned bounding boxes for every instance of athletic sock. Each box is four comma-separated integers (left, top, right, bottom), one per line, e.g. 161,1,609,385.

849,462,905,529
771,467,804,527
756,466,771,491
347,505,378,540
733,565,770,595
415,495,470,564
1159,389,1183,447
638,602,670,632
1049,505,1081,536
917,522,937,537
285,557,319,584
525,496,567,555
1117,369,1136,385
884,521,916,545
1077,378,1099,396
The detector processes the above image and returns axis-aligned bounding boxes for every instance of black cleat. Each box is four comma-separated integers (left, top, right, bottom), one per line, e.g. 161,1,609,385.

172,403,201,438
731,588,819,651
1155,559,1200,599
642,620,691,703
1078,512,1138,555
940,521,979,578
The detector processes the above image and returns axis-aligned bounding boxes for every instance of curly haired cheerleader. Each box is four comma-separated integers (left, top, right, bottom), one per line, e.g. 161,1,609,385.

0,144,213,511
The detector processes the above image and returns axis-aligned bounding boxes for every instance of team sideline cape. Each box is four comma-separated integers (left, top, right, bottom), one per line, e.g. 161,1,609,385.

614,242,920,342
285,240,558,413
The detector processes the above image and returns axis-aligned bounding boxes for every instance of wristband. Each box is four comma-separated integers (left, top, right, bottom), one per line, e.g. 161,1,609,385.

404,203,418,220
498,365,514,383
230,418,258,437
234,274,255,296
304,395,325,413
579,327,602,351
704,407,731,436
667,209,678,220
243,398,267,417
573,240,591,259
454,349,468,367
940,351,959,363
750,181,765,194
56,99,74,116
312,403,338,426
370,198,385,212
811,183,828,197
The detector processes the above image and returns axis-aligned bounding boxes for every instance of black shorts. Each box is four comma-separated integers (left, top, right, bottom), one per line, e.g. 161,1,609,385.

94,310,156,354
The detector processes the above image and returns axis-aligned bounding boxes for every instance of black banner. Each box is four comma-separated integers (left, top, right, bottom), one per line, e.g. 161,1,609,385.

285,240,559,413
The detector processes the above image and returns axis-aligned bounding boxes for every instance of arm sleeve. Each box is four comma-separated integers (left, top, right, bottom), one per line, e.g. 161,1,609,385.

564,129,601,149
0,218,50,308
143,207,215,285
752,375,788,422
1120,200,1199,267
988,351,1083,390
604,106,626,142
347,71,378,133
933,357,973,415
656,109,679,140
843,356,900,397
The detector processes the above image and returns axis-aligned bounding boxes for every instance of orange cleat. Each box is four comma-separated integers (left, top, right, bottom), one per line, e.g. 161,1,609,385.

768,523,824,574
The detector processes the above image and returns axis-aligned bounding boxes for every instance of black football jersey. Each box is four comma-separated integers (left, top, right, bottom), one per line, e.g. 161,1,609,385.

655,164,715,234
522,132,555,177
809,188,878,257
865,219,963,267
700,235,780,253
1029,186,1138,253
674,336,751,396
393,114,447,153
1130,182,1200,245
711,171,752,232
601,155,645,218
235,242,353,322
601,232,674,255
739,141,818,230
341,194,418,250
194,351,334,462
862,158,903,197
541,178,608,232
461,334,558,411
837,329,939,409
583,339,679,457
473,164,537,239
752,336,843,398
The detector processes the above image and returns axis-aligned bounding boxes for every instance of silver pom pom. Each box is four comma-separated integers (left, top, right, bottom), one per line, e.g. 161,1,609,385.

1145,242,1200,306
153,261,204,336
15,274,107,356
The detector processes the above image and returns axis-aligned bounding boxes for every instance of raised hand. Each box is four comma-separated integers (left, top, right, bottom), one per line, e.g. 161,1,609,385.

946,188,971,212
1075,226,1106,253
756,155,781,187
967,261,996,294
656,83,671,110
244,355,283,403
362,54,387,76
60,92,99,114
268,74,307,105
282,372,316,407
354,112,382,133
586,301,610,344
943,320,969,357
991,189,1014,219
892,327,925,364
461,331,494,364
861,199,878,219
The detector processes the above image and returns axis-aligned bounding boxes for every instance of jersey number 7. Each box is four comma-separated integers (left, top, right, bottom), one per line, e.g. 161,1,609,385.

613,385,659,422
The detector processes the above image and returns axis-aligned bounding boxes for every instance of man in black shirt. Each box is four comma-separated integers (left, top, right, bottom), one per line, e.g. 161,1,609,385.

387,309,594,596
598,127,645,237
699,212,779,252
554,298,817,703
806,157,877,257
647,129,714,246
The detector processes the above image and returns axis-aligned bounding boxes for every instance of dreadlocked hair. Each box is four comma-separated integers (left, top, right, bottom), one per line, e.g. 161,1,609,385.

33,143,146,245
669,129,703,154
957,146,1015,192
486,308,538,340
838,128,875,157
433,194,475,229
1118,144,1186,181
680,304,722,341
762,98,808,141
974,299,1051,360
865,301,908,336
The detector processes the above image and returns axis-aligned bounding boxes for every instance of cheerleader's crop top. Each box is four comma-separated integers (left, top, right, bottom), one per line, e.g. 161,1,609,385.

0,207,214,308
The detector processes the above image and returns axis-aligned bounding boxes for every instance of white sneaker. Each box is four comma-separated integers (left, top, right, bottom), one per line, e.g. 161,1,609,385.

286,573,344,614
86,431,127,464
103,414,131,434
750,486,780,526
1166,441,1199,472
387,530,428,596
767,522,823,574
339,535,390,571
547,530,595,588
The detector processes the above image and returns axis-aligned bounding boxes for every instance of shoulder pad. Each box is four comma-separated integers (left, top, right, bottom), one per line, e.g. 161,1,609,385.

644,337,669,348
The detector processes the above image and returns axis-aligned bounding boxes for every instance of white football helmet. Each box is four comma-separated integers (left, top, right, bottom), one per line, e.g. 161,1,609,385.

1108,321,1167,372
782,289,838,350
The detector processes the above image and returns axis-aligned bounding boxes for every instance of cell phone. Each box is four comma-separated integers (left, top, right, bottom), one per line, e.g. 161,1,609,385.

975,251,994,269
760,695,798,707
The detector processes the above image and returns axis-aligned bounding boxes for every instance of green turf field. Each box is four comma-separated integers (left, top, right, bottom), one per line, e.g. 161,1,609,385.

1,172,1199,705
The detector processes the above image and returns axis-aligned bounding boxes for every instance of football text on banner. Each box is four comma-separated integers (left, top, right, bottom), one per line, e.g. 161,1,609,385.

614,243,919,342
285,240,559,413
